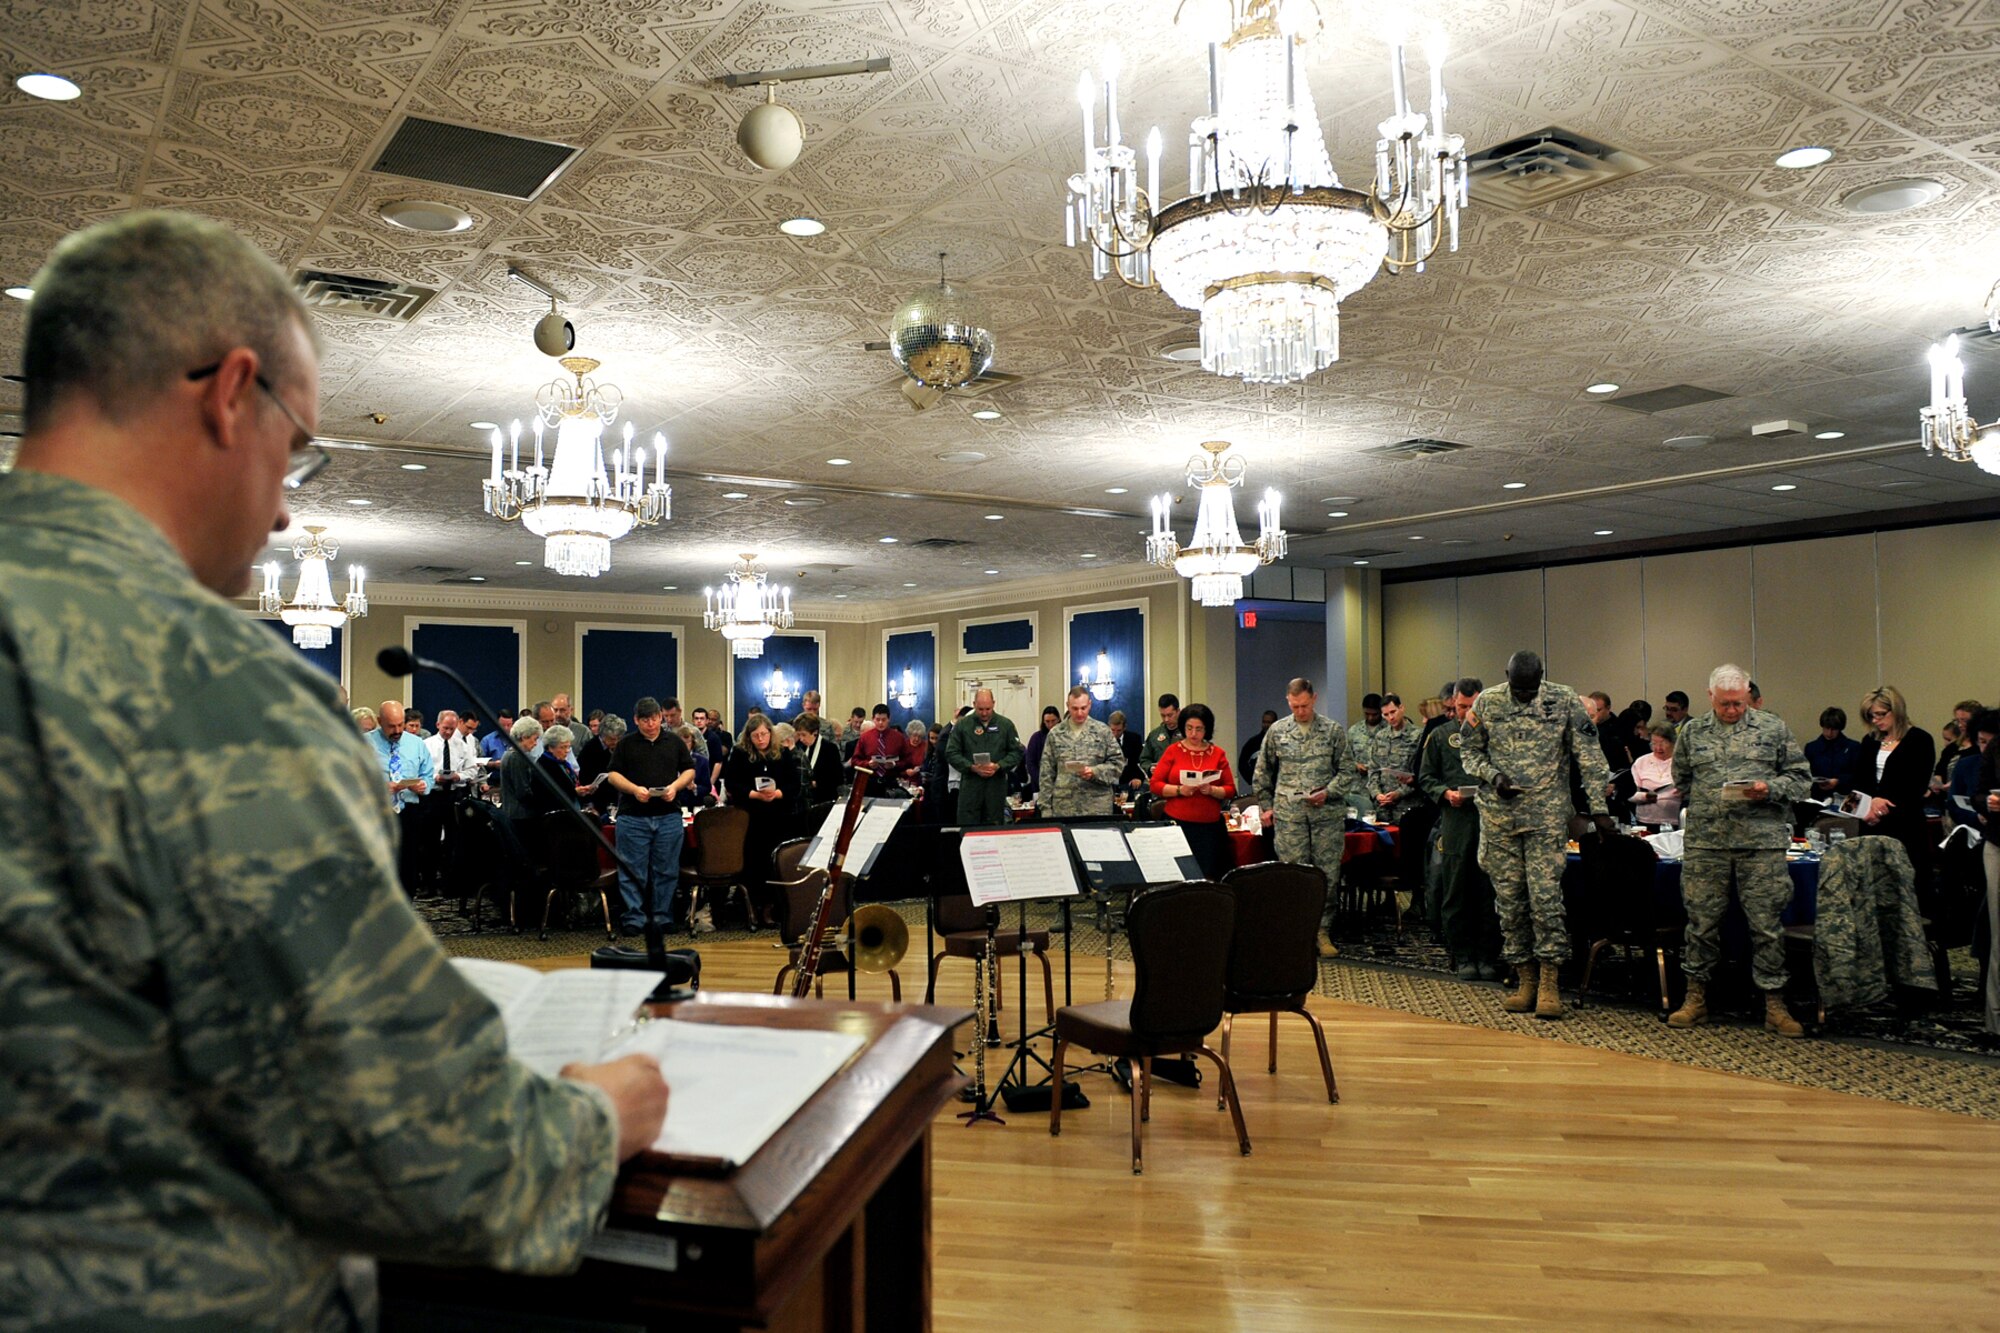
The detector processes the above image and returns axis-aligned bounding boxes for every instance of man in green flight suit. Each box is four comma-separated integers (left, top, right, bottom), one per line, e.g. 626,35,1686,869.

1137,692,1182,784
1418,677,1503,981
1254,677,1354,956
946,686,1024,826
0,212,667,1331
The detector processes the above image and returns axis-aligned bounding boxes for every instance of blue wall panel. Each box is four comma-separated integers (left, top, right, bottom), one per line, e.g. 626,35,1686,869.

258,618,342,682
884,628,936,731
581,628,679,724
409,622,520,726
962,617,1033,656
732,634,820,735
1067,607,1145,727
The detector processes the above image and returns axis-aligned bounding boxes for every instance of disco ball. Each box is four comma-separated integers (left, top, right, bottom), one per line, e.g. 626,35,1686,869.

888,277,995,390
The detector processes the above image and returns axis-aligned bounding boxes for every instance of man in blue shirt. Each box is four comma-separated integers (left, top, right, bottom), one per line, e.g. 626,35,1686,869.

368,699,436,893
1803,705,1863,797
481,707,515,762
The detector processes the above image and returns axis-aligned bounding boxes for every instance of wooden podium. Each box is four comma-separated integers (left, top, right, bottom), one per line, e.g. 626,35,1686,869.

380,993,970,1333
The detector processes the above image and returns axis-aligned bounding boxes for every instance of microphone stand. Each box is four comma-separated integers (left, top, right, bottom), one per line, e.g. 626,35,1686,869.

377,649,677,977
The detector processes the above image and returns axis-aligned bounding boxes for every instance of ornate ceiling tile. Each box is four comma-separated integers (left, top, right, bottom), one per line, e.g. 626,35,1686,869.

164,72,387,165
184,0,442,105
465,0,694,76
0,113,146,196
144,140,344,223
0,0,194,64
410,35,649,143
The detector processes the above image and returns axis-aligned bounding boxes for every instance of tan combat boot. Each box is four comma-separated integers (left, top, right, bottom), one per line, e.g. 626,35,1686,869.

1667,979,1707,1029
1502,961,1538,1013
1534,962,1565,1020
1764,992,1805,1039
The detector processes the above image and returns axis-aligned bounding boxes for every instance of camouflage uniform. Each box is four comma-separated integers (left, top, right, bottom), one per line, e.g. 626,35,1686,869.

1349,718,1386,774
0,474,618,1332
1459,680,1611,964
1812,835,1937,1011
1254,713,1354,929
1138,720,1179,778
945,711,1024,826
1670,708,1812,990
1038,717,1123,817
1367,720,1424,823
1417,720,1501,966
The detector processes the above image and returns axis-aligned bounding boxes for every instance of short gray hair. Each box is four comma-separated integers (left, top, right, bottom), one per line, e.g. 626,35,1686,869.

511,716,543,743
543,724,575,750
599,713,627,740
1708,663,1750,694
23,211,317,431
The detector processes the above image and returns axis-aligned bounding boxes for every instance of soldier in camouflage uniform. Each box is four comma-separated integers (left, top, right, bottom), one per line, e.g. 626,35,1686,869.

1039,686,1125,817
1418,678,1503,981
1667,663,1814,1037
1348,692,1386,788
1459,651,1615,1020
1255,677,1354,954
1366,692,1424,823
0,213,666,1332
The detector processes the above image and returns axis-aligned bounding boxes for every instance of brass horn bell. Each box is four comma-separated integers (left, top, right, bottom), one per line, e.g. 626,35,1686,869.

847,904,909,975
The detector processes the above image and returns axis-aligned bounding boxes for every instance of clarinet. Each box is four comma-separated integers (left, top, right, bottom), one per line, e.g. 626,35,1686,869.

792,766,872,999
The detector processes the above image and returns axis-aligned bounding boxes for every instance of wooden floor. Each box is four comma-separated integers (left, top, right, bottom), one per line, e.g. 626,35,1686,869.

532,941,2000,1331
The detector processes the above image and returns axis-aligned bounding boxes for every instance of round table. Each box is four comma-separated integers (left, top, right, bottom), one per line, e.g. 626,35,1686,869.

1225,823,1395,869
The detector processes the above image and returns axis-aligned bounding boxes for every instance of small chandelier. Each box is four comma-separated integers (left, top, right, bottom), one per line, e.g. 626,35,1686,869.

481,355,670,577
1920,333,2000,475
1078,651,1116,702
762,668,801,712
1147,440,1287,606
260,524,366,650
704,553,794,659
1065,4,1466,384
889,666,919,710
888,252,995,390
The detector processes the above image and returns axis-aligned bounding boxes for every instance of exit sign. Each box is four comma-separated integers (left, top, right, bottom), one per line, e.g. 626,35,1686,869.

1239,610,1257,629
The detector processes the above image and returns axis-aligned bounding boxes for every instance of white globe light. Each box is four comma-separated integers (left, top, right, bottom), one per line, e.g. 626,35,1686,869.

737,99,804,171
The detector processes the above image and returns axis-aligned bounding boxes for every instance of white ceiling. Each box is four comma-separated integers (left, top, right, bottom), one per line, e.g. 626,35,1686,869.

4,0,2000,600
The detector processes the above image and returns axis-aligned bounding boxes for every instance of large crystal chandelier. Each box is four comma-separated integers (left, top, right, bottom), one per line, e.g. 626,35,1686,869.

1065,1,1466,384
1078,651,1116,702
260,524,366,649
704,553,794,659
1146,440,1287,606
481,355,670,577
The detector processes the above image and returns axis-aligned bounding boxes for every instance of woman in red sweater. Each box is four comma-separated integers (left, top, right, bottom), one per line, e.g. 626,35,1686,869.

1149,702,1236,879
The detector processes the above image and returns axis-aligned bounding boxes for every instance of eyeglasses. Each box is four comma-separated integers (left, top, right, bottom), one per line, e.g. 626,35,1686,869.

1866,709,1891,720
187,362,329,489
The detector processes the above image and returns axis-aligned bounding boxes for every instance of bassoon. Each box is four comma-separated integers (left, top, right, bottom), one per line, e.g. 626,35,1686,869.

790,765,872,998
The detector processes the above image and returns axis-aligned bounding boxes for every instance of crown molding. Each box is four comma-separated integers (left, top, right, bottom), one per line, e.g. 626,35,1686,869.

845,562,1181,623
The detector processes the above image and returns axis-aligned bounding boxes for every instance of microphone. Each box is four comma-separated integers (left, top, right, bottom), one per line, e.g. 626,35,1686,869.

376,644,432,678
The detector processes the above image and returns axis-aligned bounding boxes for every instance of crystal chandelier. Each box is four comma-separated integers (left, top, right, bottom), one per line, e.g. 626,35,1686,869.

703,553,794,659
889,666,919,710
1919,333,2000,474
480,355,670,577
762,668,800,712
1146,439,1287,606
1064,2,1466,384
1078,651,1116,702
259,524,366,650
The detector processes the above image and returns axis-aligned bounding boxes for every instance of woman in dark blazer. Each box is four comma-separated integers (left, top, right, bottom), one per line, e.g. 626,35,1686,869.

723,716,804,924
795,714,846,804
1853,685,1937,912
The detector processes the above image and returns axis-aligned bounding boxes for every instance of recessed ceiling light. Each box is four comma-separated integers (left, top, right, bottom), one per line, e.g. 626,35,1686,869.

1502,481,1527,490
1158,337,1202,362
15,73,80,101
984,513,1004,521
1771,483,1797,491
782,495,826,508
346,498,372,506
1843,177,1945,214
878,536,899,543
399,462,427,471
1594,529,1615,536
1105,486,1128,495
1881,480,1921,488
4,285,31,301
937,449,988,463
970,409,1003,421
1080,552,1098,559
835,593,849,599
380,199,474,233
722,491,749,500
826,457,851,466
467,575,486,582
902,582,917,588
1407,535,1426,541
1441,539,1470,546
1326,510,1349,518
1814,430,1845,440
662,584,678,591
1774,146,1833,169
516,560,533,565
469,420,498,431
1586,382,1620,394
1321,496,1358,505
1353,559,1370,566
778,217,825,237
983,568,1000,575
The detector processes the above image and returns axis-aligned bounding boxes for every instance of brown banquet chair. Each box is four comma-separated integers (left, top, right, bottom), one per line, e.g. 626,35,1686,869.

1050,880,1249,1174
924,890,1055,1025
1218,861,1338,1105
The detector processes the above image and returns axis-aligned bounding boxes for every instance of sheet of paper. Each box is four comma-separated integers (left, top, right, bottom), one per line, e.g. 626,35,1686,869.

607,1018,865,1167
1124,823,1198,883
801,798,907,873
453,961,665,1079
1068,826,1133,864
959,827,1081,905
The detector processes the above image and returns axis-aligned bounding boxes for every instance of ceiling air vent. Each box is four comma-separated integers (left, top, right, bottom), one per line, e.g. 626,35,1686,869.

1335,548,1395,560
1465,126,1652,211
409,565,469,578
1363,437,1468,459
1605,385,1732,414
910,537,971,550
371,116,580,201
293,269,439,322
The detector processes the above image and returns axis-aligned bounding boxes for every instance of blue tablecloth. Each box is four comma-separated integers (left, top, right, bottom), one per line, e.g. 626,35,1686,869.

1653,855,1819,927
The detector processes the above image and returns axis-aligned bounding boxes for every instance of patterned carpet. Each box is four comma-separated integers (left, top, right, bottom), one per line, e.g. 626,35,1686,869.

421,889,2000,1121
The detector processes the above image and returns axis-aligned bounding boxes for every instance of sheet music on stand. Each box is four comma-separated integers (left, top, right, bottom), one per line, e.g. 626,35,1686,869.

958,826,1082,905
1065,824,1143,892
1122,823,1203,884
801,797,909,876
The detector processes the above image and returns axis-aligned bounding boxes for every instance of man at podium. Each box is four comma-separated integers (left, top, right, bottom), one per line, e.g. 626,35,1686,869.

0,213,667,1330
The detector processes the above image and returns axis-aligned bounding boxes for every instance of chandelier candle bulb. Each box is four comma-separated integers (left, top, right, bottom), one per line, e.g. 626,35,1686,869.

533,417,544,473
509,419,520,475
1104,46,1120,147
1146,127,1161,207
1428,38,1445,141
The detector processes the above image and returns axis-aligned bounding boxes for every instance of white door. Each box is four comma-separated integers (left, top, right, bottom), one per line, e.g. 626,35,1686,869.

954,667,1039,732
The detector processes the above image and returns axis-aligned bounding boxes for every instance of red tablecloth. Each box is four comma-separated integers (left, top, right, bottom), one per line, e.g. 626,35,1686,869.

1225,825,1391,868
